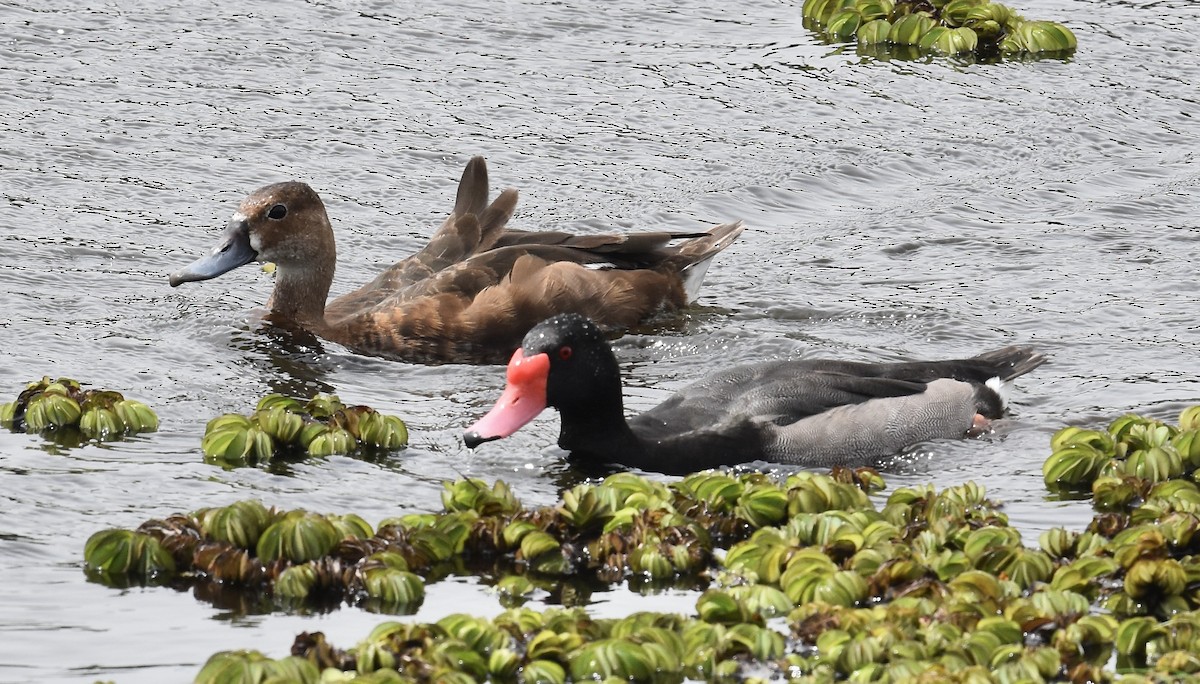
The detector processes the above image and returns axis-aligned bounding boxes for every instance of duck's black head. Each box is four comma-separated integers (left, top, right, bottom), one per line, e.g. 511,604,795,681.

463,313,624,448
522,314,622,412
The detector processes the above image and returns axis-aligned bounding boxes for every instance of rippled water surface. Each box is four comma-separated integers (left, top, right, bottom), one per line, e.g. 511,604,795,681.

1,0,1198,680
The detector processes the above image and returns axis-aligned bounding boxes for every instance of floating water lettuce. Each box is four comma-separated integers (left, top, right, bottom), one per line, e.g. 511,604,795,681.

201,392,408,466
192,470,1200,682
803,0,1077,60
0,376,158,441
83,470,882,615
83,499,428,614
1042,405,1200,504
83,529,175,582
83,454,1200,681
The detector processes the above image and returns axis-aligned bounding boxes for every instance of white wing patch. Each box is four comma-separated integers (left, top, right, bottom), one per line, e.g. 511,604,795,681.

986,376,1007,409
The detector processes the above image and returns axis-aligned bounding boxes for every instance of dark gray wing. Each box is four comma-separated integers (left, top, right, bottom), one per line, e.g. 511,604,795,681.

634,360,931,433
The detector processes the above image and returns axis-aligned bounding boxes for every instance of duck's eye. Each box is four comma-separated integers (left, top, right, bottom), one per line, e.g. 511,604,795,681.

558,346,573,361
267,204,287,220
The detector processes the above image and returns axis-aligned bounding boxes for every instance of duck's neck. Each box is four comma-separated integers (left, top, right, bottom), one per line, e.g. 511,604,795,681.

556,398,648,465
266,248,336,326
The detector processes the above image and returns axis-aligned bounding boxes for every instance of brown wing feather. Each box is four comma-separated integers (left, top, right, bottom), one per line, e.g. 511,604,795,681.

324,218,732,361
326,185,517,319
311,150,741,363
460,256,685,350
326,291,478,363
492,230,703,258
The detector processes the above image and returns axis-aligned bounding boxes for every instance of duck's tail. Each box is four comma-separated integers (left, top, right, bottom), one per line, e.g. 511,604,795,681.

454,155,490,217
675,221,745,302
968,345,1046,417
456,160,518,253
422,157,518,265
970,345,1048,381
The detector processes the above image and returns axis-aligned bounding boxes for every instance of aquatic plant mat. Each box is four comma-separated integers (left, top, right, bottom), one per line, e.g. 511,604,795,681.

802,0,1077,61
0,376,158,445
201,392,408,468
82,406,1200,682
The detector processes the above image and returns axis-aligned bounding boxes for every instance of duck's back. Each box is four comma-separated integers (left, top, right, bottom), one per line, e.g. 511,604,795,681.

625,360,931,471
318,157,743,363
321,229,741,362
627,348,1044,471
325,158,518,318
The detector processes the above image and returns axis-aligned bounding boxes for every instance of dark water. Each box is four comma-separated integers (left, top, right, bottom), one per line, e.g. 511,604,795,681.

1,0,1198,681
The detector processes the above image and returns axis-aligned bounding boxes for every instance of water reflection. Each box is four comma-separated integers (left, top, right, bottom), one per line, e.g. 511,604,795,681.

229,317,340,399
195,583,287,620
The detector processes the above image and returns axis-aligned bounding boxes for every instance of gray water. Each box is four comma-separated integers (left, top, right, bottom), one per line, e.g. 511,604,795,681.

1,0,1197,681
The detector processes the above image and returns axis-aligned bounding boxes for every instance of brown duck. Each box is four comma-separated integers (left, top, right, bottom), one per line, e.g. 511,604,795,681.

169,157,744,363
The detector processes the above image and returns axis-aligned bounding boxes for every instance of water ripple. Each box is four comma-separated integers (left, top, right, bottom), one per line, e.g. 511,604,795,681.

1,0,1199,680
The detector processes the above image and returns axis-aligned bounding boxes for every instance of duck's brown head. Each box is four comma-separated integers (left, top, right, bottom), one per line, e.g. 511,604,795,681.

169,181,334,288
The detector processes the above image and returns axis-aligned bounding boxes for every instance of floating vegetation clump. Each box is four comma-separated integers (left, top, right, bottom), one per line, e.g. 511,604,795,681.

83,499,428,611
1042,405,1200,506
197,609,790,684
0,376,158,441
83,470,881,613
802,0,1077,60
85,450,1200,681
199,603,1200,682
201,392,408,466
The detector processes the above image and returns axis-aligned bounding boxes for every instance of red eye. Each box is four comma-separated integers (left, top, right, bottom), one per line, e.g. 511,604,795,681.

558,346,573,361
